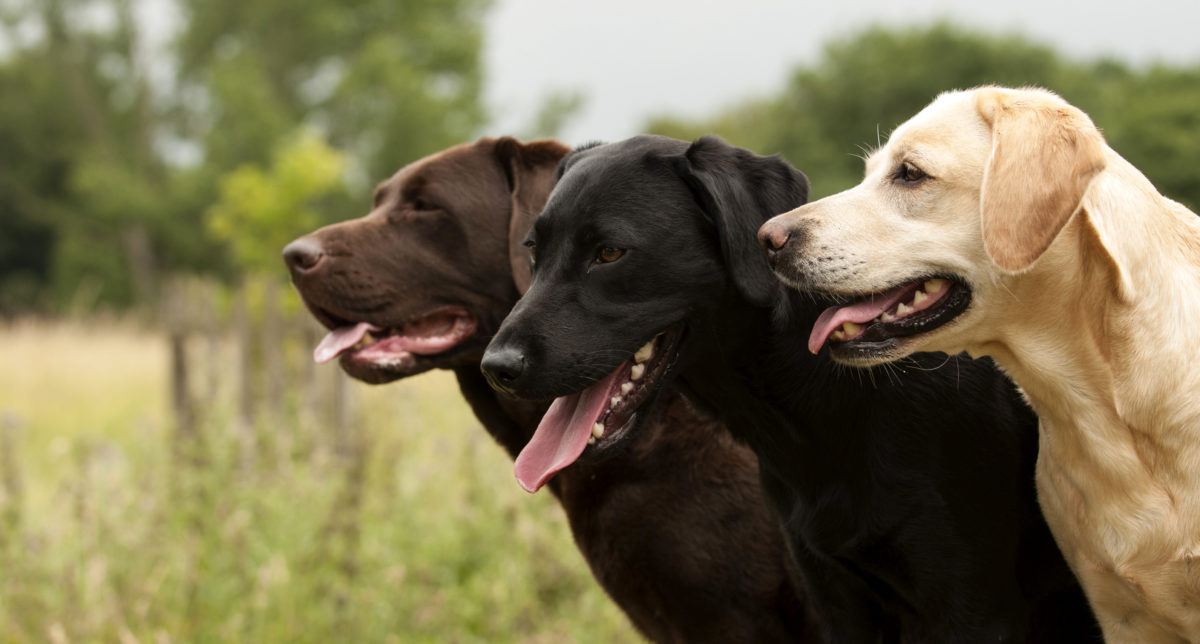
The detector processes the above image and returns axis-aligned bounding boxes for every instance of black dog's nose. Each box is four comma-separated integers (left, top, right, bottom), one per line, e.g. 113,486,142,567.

283,237,325,273
481,346,527,393
757,219,792,258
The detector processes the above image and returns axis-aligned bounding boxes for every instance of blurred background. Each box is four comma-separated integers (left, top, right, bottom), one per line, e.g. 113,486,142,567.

2,0,1199,641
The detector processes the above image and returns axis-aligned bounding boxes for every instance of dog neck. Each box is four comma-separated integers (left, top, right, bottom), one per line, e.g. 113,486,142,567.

675,287,960,487
971,158,1200,566
452,366,565,494
672,291,813,473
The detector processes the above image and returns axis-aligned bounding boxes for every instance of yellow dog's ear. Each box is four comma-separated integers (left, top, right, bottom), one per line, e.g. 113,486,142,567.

976,88,1107,273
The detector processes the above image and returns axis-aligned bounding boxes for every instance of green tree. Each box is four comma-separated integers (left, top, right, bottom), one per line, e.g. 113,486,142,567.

0,0,491,314
173,0,489,182
647,23,1200,208
207,130,347,273
0,0,178,311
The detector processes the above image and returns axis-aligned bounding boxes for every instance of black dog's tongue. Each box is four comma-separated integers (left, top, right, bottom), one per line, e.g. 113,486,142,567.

514,367,623,493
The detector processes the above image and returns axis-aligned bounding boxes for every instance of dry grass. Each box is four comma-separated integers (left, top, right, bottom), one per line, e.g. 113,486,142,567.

0,318,641,643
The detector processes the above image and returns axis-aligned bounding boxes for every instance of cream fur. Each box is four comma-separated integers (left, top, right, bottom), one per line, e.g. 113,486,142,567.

764,86,1200,643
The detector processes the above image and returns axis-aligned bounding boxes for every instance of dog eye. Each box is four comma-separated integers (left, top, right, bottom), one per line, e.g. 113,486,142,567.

411,198,436,211
524,240,536,264
896,162,928,184
595,247,626,264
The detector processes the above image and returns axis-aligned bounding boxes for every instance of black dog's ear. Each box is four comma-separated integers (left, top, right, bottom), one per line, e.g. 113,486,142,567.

554,140,606,181
493,137,572,294
670,135,810,307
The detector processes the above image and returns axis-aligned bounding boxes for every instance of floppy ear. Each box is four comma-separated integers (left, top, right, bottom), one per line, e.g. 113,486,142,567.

493,137,571,294
670,135,810,307
976,88,1107,273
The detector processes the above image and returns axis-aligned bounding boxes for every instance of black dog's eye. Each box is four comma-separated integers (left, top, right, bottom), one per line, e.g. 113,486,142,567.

595,247,625,264
895,161,929,185
524,240,536,264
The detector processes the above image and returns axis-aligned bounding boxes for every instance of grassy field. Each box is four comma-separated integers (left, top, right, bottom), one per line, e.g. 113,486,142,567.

0,318,641,643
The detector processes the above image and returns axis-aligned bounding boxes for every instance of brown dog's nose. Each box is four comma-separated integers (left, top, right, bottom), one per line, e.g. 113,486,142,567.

757,219,792,257
283,237,325,273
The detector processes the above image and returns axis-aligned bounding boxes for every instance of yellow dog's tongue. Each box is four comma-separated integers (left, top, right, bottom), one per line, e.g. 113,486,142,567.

514,367,623,493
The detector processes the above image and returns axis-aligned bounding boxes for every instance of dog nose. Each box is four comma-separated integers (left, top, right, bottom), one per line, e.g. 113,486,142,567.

758,220,792,257
481,346,527,393
283,237,325,273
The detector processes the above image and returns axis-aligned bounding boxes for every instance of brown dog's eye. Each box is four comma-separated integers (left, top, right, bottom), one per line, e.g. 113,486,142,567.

411,198,436,211
896,162,928,184
596,247,625,264
524,240,536,264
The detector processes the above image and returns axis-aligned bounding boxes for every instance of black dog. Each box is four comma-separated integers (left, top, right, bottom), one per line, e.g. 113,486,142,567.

482,135,1100,642
284,137,816,643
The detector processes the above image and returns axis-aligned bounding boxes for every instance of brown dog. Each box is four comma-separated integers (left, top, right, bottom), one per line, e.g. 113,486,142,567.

761,86,1200,642
284,138,816,642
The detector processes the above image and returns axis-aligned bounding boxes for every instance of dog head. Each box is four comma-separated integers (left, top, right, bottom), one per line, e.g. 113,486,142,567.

759,86,1107,366
284,137,569,383
481,135,808,491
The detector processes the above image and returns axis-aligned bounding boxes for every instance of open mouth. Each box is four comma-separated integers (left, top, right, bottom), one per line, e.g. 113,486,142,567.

513,325,684,493
311,306,477,379
808,276,971,358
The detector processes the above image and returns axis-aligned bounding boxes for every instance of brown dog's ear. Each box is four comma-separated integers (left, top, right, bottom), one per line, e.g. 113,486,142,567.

976,88,1107,273
493,137,571,294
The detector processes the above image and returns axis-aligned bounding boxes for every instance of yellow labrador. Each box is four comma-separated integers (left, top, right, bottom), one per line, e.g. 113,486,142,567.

758,86,1200,643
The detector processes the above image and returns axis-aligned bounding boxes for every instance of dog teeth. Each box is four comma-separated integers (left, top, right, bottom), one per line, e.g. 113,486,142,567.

588,436,596,445
610,396,621,409
630,364,645,380
896,302,913,316
880,311,897,323
634,340,654,364
831,321,862,342
924,278,948,294
620,382,633,395
592,422,605,439
912,290,928,306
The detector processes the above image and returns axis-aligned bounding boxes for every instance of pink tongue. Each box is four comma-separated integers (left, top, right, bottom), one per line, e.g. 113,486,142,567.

514,366,625,493
808,283,913,354
314,322,379,363
371,316,475,356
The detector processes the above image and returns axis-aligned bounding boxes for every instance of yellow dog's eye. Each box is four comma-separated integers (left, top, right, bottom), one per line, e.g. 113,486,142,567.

897,161,928,184
596,247,625,264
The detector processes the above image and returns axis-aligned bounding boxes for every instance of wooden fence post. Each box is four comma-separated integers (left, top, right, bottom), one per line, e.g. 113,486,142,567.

233,282,255,473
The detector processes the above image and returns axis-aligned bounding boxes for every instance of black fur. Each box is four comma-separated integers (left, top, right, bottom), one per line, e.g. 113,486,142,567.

286,137,817,643
483,134,1101,642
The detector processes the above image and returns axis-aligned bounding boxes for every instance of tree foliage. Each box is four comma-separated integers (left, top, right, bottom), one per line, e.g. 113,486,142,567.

206,130,347,273
0,0,490,314
649,23,1200,210
6,17,1200,314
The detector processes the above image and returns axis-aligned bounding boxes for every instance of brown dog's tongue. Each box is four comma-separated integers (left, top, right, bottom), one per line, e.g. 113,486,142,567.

514,367,623,493
314,322,379,364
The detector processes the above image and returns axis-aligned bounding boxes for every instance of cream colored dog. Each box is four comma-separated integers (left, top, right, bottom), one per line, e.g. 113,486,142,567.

758,86,1200,643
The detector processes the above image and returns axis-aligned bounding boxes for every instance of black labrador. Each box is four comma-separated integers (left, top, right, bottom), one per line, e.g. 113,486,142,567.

283,137,816,643
481,135,1101,642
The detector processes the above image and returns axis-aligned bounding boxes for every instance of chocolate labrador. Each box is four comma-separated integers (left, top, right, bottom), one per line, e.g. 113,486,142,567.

283,137,815,642
481,135,1100,642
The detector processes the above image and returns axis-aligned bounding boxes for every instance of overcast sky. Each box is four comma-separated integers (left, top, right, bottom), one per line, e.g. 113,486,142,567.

483,0,1200,146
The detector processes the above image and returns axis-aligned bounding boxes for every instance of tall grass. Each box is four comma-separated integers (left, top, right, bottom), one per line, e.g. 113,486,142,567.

0,318,641,643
